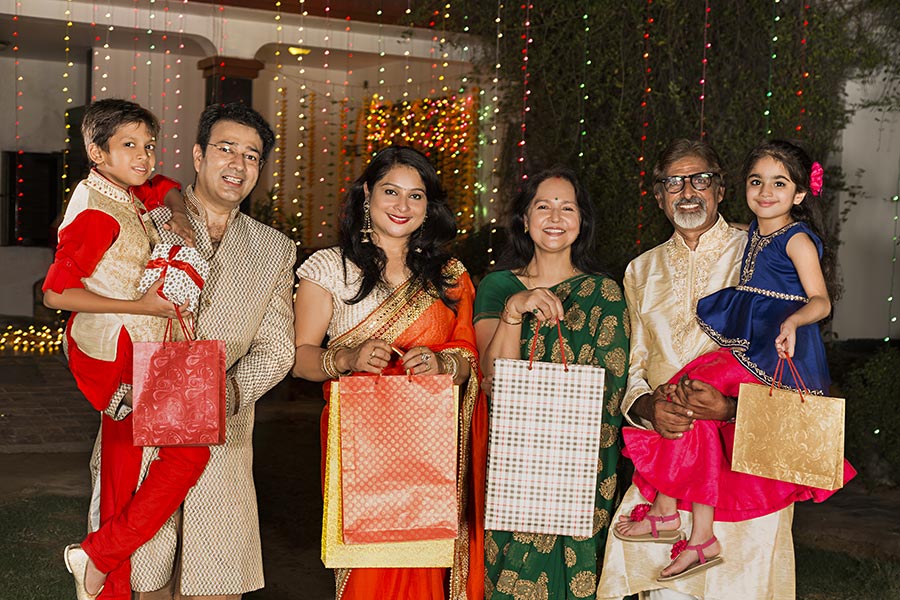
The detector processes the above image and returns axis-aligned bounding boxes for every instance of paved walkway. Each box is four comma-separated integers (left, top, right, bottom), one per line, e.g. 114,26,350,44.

1,348,899,599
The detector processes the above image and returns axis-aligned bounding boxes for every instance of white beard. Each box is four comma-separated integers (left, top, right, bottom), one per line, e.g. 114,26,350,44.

672,199,709,230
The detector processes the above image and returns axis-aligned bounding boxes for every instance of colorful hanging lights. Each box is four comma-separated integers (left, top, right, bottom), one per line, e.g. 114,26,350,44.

636,0,654,250
699,1,711,139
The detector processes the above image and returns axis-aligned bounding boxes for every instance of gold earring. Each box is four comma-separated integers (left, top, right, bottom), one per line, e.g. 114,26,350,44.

360,199,373,243
524,221,529,234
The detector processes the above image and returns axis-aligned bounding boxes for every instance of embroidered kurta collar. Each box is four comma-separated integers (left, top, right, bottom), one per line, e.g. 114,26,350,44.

86,168,134,205
669,214,734,252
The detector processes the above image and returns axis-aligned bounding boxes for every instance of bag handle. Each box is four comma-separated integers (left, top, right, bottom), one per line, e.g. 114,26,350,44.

527,319,568,372
770,355,808,403
163,306,196,344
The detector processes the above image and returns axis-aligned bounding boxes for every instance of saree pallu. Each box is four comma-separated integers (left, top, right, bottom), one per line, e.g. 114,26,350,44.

320,261,484,600
475,271,630,600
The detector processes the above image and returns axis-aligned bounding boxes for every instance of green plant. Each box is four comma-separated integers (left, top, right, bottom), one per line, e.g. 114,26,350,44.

842,346,900,486
434,1,900,278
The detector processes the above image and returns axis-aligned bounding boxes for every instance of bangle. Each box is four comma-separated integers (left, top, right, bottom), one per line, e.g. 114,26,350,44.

438,351,460,380
321,346,350,379
500,300,523,325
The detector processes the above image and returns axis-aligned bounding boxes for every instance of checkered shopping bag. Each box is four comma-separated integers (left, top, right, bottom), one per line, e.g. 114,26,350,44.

485,321,606,537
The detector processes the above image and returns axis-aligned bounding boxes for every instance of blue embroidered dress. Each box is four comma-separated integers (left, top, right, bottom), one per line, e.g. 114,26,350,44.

697,220,829,393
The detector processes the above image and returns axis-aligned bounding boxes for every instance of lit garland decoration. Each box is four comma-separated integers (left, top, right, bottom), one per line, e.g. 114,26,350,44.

338,14,353,200
764,0,781,136
888,191,900,342
272,0,286,221
62,0,73,198
131,0,139,100
172,1,186,171
518,2,533,177
293,0,308,247
306,91,317,241
92,1,114,99
0,324,65,353
795,2,810,133
636,0,654,251
12,4,23,243
699,1,711,139
363,94,478,230
481,0,503,266
578,10,589,166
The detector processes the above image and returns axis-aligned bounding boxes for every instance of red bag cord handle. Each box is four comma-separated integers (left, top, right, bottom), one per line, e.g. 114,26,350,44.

770,355,808,403
527,319,568,372
163,306,195,344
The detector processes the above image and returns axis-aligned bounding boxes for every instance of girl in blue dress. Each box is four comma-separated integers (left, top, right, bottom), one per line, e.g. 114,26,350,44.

616,140,855,581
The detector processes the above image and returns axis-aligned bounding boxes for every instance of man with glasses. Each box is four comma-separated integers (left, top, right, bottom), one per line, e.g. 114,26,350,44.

598,139,795,599
125,102,296,599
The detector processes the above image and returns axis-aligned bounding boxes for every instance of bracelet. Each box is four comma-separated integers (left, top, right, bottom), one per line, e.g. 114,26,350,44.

438,351,460,380
321,346,350,379
500,300,523,325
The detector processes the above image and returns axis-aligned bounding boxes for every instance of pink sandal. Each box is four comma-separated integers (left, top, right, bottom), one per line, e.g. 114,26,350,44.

657,535,724,582
613,503,684,543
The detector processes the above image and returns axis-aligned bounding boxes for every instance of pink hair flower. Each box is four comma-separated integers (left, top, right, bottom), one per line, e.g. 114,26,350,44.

810,162,824,197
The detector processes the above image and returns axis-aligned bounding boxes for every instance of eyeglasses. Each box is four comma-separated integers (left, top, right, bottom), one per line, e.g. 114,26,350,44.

206,142,264,167
657,172,720,194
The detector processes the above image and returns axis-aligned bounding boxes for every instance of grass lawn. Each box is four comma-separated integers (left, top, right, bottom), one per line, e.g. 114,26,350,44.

2,493,899,599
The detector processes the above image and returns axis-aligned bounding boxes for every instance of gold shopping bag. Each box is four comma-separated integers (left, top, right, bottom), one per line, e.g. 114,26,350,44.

321,382,455,568
732,378,845,491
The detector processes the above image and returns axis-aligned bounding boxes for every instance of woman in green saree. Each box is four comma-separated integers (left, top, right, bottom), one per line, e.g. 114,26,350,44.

474,167,630,599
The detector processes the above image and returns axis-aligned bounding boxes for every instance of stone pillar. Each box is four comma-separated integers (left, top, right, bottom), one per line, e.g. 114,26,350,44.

197,56,265,106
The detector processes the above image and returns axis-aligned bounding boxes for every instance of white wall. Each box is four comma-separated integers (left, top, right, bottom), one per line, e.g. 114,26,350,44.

0,55,88,316
832,77,900,341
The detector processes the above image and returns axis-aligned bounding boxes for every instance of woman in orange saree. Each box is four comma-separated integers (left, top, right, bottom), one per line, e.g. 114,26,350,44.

292,146,485,600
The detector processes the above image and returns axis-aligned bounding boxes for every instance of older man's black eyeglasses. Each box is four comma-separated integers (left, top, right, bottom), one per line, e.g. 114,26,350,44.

657,172,720,194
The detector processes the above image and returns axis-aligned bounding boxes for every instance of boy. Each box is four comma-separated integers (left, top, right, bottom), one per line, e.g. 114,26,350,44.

43,99,209,600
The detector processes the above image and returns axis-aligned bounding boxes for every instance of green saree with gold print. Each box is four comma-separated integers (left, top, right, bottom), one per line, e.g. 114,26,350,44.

473,271,630,600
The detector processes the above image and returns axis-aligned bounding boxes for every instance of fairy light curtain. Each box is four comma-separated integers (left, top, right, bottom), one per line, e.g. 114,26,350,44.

363,94,479,231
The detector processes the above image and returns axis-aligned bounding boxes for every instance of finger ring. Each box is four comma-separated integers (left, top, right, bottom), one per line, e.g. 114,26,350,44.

532,307,541,315
370,349,376,358
422,353,431,362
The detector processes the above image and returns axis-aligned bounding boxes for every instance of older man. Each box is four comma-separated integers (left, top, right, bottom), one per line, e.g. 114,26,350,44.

598,139,795,600
125,103,296,599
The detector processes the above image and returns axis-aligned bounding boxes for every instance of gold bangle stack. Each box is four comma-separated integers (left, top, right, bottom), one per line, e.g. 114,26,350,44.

438,351,461,380
321,346,350,379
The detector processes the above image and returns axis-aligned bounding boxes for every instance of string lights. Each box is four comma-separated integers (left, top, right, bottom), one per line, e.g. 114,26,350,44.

12,3,23,244
888,190,900,343
62,0,74,198
483,0,503,266
272,0,287,220
795,2,810,133
363,94,477,229
699,1,711,139
518,2,532,178
636,0,654,250
764,0,781,136
0,324,64,353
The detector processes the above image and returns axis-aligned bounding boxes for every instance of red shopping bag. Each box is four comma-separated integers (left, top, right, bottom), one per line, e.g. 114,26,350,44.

338,373,458,544
132,316,226,446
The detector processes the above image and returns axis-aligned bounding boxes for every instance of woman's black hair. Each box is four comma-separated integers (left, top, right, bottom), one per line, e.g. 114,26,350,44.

742,139,840,302
339,146,459,308
494,166,606,276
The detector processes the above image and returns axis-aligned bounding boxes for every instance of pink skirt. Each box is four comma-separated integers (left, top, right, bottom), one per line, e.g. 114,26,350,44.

623,348,856,522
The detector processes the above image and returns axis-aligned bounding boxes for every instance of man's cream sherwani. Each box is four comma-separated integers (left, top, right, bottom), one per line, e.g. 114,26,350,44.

598,216,797,600
130,187,296,596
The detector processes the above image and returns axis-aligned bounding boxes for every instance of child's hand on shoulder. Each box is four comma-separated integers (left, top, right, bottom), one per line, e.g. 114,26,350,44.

161,188,195,246
775,319,797,358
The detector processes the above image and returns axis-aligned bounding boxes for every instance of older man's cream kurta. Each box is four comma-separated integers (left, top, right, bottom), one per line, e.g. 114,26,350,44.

598,216,797,600
130,187,296,596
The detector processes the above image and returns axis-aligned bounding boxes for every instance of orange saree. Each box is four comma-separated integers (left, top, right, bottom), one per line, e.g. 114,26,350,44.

320,259,486,600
